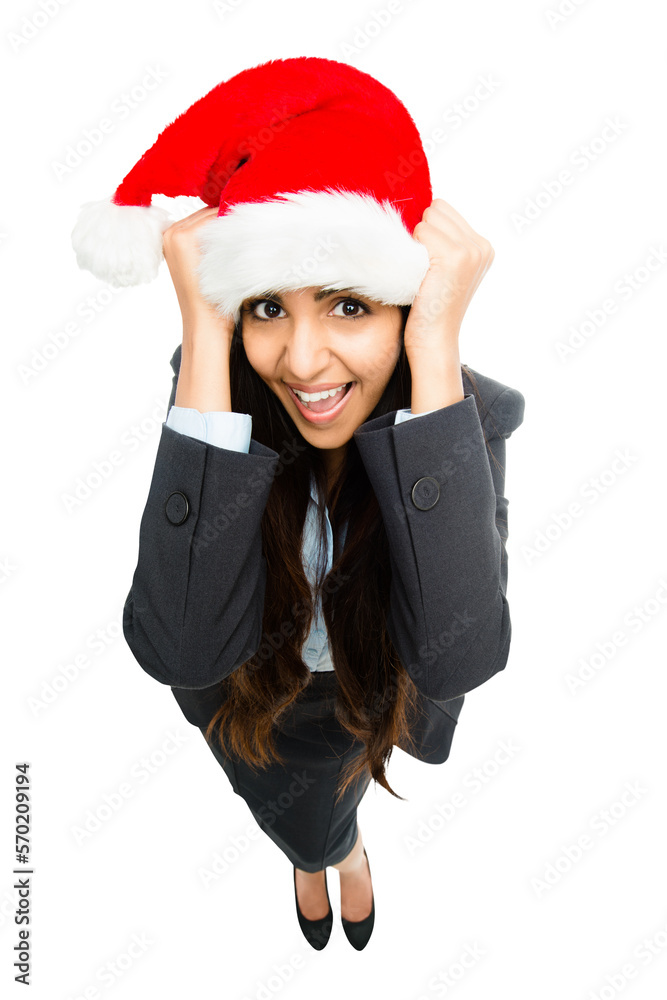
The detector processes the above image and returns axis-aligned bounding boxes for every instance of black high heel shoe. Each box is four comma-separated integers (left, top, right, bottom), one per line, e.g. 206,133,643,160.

340,847,375,950
293,867,333,950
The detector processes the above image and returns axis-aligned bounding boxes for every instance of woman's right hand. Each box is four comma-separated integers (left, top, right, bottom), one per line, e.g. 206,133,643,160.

164,207,236,412
162,206,235,345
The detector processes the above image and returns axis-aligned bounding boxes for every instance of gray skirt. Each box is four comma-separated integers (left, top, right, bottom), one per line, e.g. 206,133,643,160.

198,671,372,872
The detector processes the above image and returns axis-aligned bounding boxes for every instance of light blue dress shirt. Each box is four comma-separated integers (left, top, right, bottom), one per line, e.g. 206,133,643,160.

165,403,437,672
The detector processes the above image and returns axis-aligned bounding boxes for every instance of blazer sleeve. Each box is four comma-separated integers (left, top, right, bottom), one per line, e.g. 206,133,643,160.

353,369,525,702
122,344,280,689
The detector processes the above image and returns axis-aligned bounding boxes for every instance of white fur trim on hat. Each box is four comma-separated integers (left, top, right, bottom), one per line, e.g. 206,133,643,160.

71,197,172,287
195,189,430,323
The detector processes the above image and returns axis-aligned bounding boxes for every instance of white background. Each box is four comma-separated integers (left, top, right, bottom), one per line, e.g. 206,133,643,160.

3,0,666,997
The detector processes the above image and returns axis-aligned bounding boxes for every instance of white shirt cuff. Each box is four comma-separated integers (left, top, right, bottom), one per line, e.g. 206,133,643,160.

394,407,440,424
166,406,252,453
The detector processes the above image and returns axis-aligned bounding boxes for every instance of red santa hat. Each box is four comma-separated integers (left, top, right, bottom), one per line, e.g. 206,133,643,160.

71,56,432,324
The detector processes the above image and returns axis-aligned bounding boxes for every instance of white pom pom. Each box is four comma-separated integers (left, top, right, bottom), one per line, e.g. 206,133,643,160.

71,196,172,286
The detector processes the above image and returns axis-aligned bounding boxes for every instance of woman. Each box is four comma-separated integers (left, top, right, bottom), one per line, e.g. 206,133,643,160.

158,196,511,951
72,56,525,951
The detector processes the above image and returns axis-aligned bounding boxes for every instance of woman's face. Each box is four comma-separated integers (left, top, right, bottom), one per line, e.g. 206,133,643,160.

241,286,404,462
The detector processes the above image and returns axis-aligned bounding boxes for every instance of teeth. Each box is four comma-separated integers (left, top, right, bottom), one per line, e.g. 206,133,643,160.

292,383,347,402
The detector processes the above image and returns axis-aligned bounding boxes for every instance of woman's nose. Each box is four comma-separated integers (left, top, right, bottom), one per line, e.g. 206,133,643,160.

284,319,330,372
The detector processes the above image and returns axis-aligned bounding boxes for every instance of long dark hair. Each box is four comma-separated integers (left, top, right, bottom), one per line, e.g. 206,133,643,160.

204,304,487,803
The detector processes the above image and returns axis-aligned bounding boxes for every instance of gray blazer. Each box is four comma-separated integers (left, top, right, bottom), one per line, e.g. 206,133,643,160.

123,344,525,765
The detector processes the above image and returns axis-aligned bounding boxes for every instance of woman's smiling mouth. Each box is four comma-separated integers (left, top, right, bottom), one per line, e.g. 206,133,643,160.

285,381,356,423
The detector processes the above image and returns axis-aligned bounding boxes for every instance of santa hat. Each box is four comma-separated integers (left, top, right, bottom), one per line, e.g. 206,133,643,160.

71,56,432,324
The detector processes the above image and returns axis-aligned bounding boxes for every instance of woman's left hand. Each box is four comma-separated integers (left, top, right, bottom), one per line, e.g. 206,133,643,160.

403,198,495,361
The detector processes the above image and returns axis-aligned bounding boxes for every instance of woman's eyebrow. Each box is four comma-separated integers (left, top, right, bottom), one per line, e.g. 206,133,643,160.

245,287,355,304
313,287,354,301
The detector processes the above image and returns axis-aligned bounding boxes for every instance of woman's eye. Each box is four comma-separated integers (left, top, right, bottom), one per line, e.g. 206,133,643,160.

244,297,368,320
331,299,367,318
250,300,285,319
